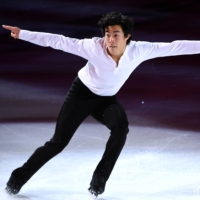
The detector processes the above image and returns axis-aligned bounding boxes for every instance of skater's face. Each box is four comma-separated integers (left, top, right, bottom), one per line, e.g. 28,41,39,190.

104,25,130,59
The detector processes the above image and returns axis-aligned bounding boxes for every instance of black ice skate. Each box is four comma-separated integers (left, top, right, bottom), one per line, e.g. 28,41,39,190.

5,175,26,195
88,173,107,199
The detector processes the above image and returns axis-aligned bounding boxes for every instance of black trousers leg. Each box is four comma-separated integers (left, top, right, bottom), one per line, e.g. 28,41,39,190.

91,100,129,180
10,77,100,182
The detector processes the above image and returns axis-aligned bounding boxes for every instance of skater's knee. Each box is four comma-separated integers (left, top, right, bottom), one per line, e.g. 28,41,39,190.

120,118,129,129
107,115,129,134
104,104,129,131
113,113,129,130
118,118,129,135
113,114,129,137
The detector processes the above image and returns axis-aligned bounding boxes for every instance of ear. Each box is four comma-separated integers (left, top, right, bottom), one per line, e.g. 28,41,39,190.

125,34,131,41
126,34,131,39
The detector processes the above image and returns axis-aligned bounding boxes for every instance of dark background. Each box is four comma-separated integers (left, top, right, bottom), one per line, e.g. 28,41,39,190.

0,0,200,131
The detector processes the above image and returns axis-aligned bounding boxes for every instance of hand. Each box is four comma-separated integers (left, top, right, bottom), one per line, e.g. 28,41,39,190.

2,25,21,39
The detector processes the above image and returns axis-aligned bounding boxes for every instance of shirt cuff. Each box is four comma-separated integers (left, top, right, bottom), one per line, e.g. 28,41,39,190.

18,29,28,40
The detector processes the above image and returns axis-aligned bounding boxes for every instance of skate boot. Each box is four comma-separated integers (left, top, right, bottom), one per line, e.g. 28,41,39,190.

5,175,27,195
88,173,107,199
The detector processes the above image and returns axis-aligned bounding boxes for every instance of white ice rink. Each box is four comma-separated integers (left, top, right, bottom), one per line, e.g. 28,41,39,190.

1,122,200,200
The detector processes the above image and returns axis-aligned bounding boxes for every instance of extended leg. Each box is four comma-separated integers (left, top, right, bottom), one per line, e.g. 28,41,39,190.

6,77,98,194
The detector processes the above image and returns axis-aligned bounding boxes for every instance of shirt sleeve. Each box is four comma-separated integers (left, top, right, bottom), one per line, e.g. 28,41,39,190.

137,40,200,61
19,29,96,60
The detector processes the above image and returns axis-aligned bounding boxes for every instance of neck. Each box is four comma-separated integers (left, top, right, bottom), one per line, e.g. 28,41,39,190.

107,50,124,64
107,45,127,65
110,54,121,64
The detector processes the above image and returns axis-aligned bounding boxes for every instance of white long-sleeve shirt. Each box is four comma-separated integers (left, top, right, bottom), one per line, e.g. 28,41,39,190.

19,30,200,96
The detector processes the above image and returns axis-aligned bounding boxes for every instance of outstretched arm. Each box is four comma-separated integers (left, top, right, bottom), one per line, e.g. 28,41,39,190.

2,25,97,60
137,40,200,61
2,25,20,39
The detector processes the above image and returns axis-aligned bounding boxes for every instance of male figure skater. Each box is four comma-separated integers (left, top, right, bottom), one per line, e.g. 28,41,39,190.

2,12,200,198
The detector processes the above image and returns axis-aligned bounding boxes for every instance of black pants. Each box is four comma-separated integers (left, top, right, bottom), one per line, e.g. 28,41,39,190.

11,77,129,183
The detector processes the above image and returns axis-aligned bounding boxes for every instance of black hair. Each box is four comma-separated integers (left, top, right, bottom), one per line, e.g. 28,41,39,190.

98,12,134,44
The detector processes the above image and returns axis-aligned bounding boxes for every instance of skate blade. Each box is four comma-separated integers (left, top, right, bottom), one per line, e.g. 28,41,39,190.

5,187,18,195
88,187,98,199
5,187,14,195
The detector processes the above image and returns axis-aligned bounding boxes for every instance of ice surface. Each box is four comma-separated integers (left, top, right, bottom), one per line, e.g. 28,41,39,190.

1,122,200,200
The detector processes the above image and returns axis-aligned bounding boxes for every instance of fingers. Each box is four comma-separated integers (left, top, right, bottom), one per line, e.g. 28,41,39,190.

2,25,14,31
2,25,20,39
11,32,16,38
